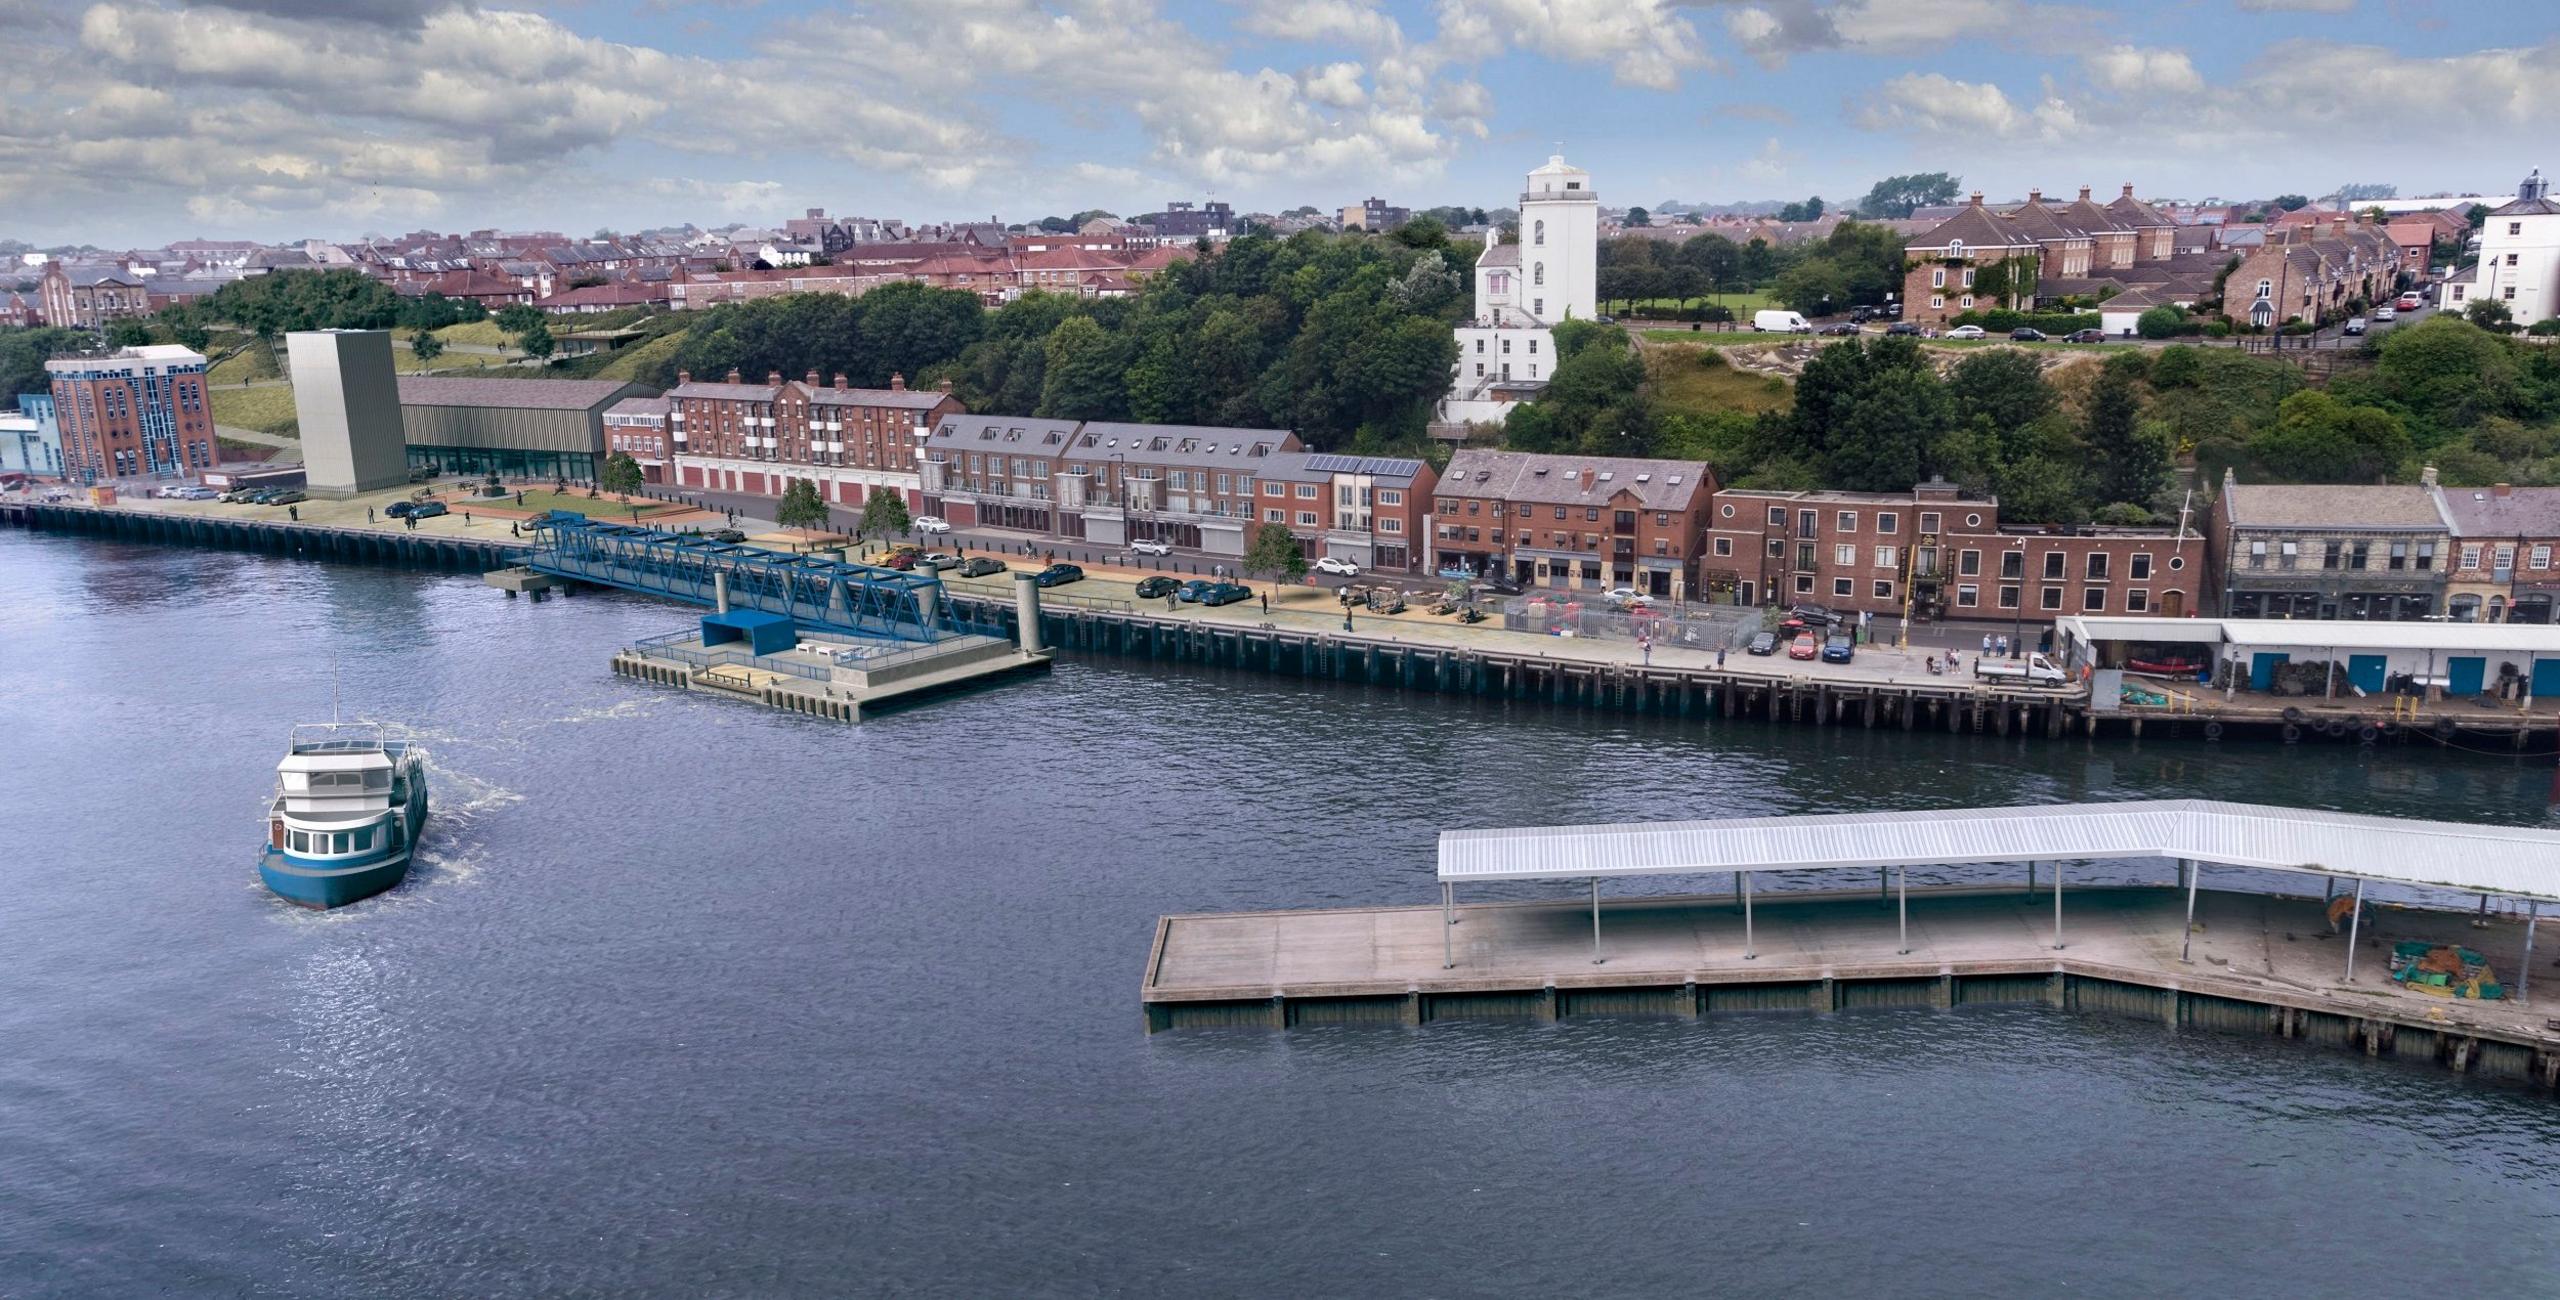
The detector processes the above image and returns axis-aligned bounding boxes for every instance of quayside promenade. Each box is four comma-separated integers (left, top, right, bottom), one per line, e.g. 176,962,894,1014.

1144,802,2560,1093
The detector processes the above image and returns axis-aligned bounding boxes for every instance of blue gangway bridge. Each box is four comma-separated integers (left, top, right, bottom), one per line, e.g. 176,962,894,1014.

524,514,980,644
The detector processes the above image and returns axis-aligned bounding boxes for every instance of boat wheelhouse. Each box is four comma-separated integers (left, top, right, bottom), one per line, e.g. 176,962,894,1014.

258,723,429,908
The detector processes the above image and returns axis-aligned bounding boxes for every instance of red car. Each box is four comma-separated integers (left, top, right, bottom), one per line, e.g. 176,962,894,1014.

1787,633,1819,660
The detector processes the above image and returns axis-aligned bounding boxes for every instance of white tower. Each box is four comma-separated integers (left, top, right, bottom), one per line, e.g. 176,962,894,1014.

1442,153,1600,428
1516,154,1598,326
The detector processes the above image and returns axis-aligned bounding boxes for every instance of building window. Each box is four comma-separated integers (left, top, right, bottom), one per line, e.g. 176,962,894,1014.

1796,575,1815,594
2082,587,2106,612
1932,268,1946,288
1834,544,1856,565
1874,546,1897,569
1296,511,1317,526
2085,552,2109,581
1998,585,2019,609
2127,589,2149,613
1930,296,1944,310
1873,580,1893,599
2248,540,2267,567
1714,537,1732,556
1835,511,1857,533
1962,268,1976,288
1556,506,1568,520
2130,553,2151,580
1959,549,1981,576
1297,484,1317,499
2416,542,2434,570
1767,539,1785,559
2461,544,2482,571
2534,545,2552,570
2040,586,2063,611
1919,512,1941,534
1721,504,1736,519
1959,296,1973,309
1265,508,1284,523
2510,222,2523,236
2041,552,2064,580
1876,512,1898,535
1534,220,1545,246
1767,506,1786,526
1832,577,1853,597
1379,489,1401,507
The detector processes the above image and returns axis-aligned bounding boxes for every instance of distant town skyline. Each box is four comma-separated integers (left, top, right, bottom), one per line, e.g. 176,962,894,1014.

5,0,2556,246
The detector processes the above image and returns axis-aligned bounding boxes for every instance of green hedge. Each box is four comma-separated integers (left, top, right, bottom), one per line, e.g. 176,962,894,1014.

1948,308,2102,333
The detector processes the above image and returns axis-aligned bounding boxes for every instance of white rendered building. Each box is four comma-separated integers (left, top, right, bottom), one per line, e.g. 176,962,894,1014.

2443,168,2560,328
1441,154,1598,427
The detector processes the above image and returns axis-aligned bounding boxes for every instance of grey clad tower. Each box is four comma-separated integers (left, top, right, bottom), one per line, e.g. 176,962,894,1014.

287,329,408,498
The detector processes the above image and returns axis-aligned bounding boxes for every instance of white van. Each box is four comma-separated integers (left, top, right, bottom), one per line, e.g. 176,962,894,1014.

1753,310,1812,334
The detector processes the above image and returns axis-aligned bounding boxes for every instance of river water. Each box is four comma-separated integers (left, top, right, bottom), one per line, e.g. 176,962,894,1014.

4,531,2557,1298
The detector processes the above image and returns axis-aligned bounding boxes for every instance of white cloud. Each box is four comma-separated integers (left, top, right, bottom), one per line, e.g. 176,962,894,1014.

1738,136,1796,184
1721,0,2097,68
644,178,788,216
1429,0,1710,89
1854,71,2080,142
1301,60,1370,108
2236,0,2353,11
2084,44,2203,95
1237,0,1405,51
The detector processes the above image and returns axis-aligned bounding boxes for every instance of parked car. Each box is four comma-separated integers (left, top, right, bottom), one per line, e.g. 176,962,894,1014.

2066,328,2106,343
914,551,958,570
1602,585,1649,607
1314,555,1361,576
1787,632,1819,660
706,528,747,544
957,556,1006,578
1975,652,2067,687
1753,309,1814,333
1779,603,1839,632
1819,322,1862,336
1480,575,1525,596
2395,293,2423,311
406,499,448,520
1175,579,1214,602
1136,575,1182,599
1033,563,1084,588
385,500,416,518
2372,306,2397,322
1885,322,1922,336
1820,634,1855,664
178,486,220,499
265,489,307,506
1746,630,1780,656
1945,325,1987,339
911,515,951,534
2009,327,2047,342
875,549,917,570
1129,539,1172,557
2342,316,2368,336
1198,582,1253,607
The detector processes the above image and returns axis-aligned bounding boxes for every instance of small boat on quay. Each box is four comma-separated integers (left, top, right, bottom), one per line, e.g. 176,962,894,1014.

258,723,429,908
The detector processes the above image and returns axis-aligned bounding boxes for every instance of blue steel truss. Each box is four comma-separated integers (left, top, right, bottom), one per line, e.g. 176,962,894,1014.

526,516,972,644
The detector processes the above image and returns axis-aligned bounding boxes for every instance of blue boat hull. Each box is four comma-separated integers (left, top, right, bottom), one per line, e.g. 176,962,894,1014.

260,847,414,909
259,772,429,909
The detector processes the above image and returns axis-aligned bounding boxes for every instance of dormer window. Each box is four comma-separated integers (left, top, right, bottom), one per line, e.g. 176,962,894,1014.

1947,239,1965,258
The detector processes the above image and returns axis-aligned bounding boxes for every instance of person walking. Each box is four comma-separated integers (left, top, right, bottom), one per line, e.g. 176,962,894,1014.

1981,632,1993,656
463,511,471,526
287,505,298,522
367,506,375,524
1343,611,1354,632
1260,591,1269,614
516,490,525,507
1166,593,1178,613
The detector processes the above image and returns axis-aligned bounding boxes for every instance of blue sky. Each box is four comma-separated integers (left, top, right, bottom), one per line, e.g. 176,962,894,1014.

5,0,2555,245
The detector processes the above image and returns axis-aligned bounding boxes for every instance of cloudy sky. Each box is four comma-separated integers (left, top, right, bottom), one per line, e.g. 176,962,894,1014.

5,0,2554,246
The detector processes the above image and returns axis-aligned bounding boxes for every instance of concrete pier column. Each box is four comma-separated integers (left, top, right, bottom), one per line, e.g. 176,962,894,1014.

1013,573,1045,654
713,571,731,614
915,582,941,630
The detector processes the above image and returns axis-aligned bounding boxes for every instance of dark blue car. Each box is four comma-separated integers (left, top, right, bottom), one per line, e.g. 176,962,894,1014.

1820,634,1854,664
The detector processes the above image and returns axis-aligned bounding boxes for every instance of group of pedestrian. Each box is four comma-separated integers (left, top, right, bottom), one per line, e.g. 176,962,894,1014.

1979,632,2012,658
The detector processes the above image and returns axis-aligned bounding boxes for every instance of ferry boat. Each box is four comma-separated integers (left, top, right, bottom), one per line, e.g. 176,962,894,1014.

258,723,429,908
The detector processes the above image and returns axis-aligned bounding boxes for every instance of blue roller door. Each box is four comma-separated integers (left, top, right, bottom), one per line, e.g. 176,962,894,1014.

2348,655,2387,693
2532,658,2560,698
2446,656,2487,696
2249,652,2289,691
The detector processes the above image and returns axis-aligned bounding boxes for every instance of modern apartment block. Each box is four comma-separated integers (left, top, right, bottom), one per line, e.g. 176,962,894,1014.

601,396,673,483
43,345,215,483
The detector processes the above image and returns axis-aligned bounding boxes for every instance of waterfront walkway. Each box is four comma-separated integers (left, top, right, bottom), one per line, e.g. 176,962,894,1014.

1145,884,2560,1049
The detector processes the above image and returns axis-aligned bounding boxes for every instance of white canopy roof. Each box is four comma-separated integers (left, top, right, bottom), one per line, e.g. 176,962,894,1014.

1437,800,2560,902
2058,615,2560,656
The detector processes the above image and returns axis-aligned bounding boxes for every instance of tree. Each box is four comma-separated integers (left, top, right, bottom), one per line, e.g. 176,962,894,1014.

775,478,830,530
2465,299,2518,333
1768,259,1847,314
108,321,153,348
2086,357,2168,506
2251,390,2412,483
1947,348,2055,435
1244,522,1307,583
1856,172,1961,219
0,326,85,401
410,331,445,363
2133,305,2186,340
1776,196,1826,223
2375,315,2520,439
2271,194,2311,212
518,319,555,360
1037,315,1127,420
1625,206,1651,227
600,449,643,496
494,303,543,336
856,485,910,540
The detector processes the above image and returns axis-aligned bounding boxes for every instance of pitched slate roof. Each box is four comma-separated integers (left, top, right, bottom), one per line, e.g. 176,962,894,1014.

2434,486,2560,538
2223,483,2449,530
1441,450,1710,511
1904,202,2037,253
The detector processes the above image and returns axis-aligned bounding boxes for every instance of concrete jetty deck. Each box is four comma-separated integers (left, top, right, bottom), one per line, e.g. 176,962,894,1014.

1143,885,2560,1089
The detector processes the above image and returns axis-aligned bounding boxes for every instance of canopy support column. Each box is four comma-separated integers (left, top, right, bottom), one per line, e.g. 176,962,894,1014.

2179,858,2199,964
1442,881,1453,970
2053,862,2065,951
1590,878,1602,965
2027,860,2036,895
1742,871,1756,961
1896,866,1909,954
1879,867,1888,908
2522,900,2540,1004
2344,878,2367,981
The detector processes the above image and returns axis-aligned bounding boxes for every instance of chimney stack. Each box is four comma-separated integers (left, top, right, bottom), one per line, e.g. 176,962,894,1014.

2495,482,2513,497
2077,185,2092,202
833,372,848,389
2027,188,2042,205
766,369,783,386
889,372,906,391
725,367,741,384
2122,183,2135,199
1969,190,1984,207
677,369,692,385
938,378,954,393
2421,464,2440,487
805,369,820,387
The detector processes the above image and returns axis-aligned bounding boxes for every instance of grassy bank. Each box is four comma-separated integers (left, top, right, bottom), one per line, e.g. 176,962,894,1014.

209,384,300,438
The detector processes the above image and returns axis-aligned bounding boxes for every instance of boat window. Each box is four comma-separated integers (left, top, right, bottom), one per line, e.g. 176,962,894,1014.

353,827,372,852
332,833,349,853
366,770,391,789
290,830,309,852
